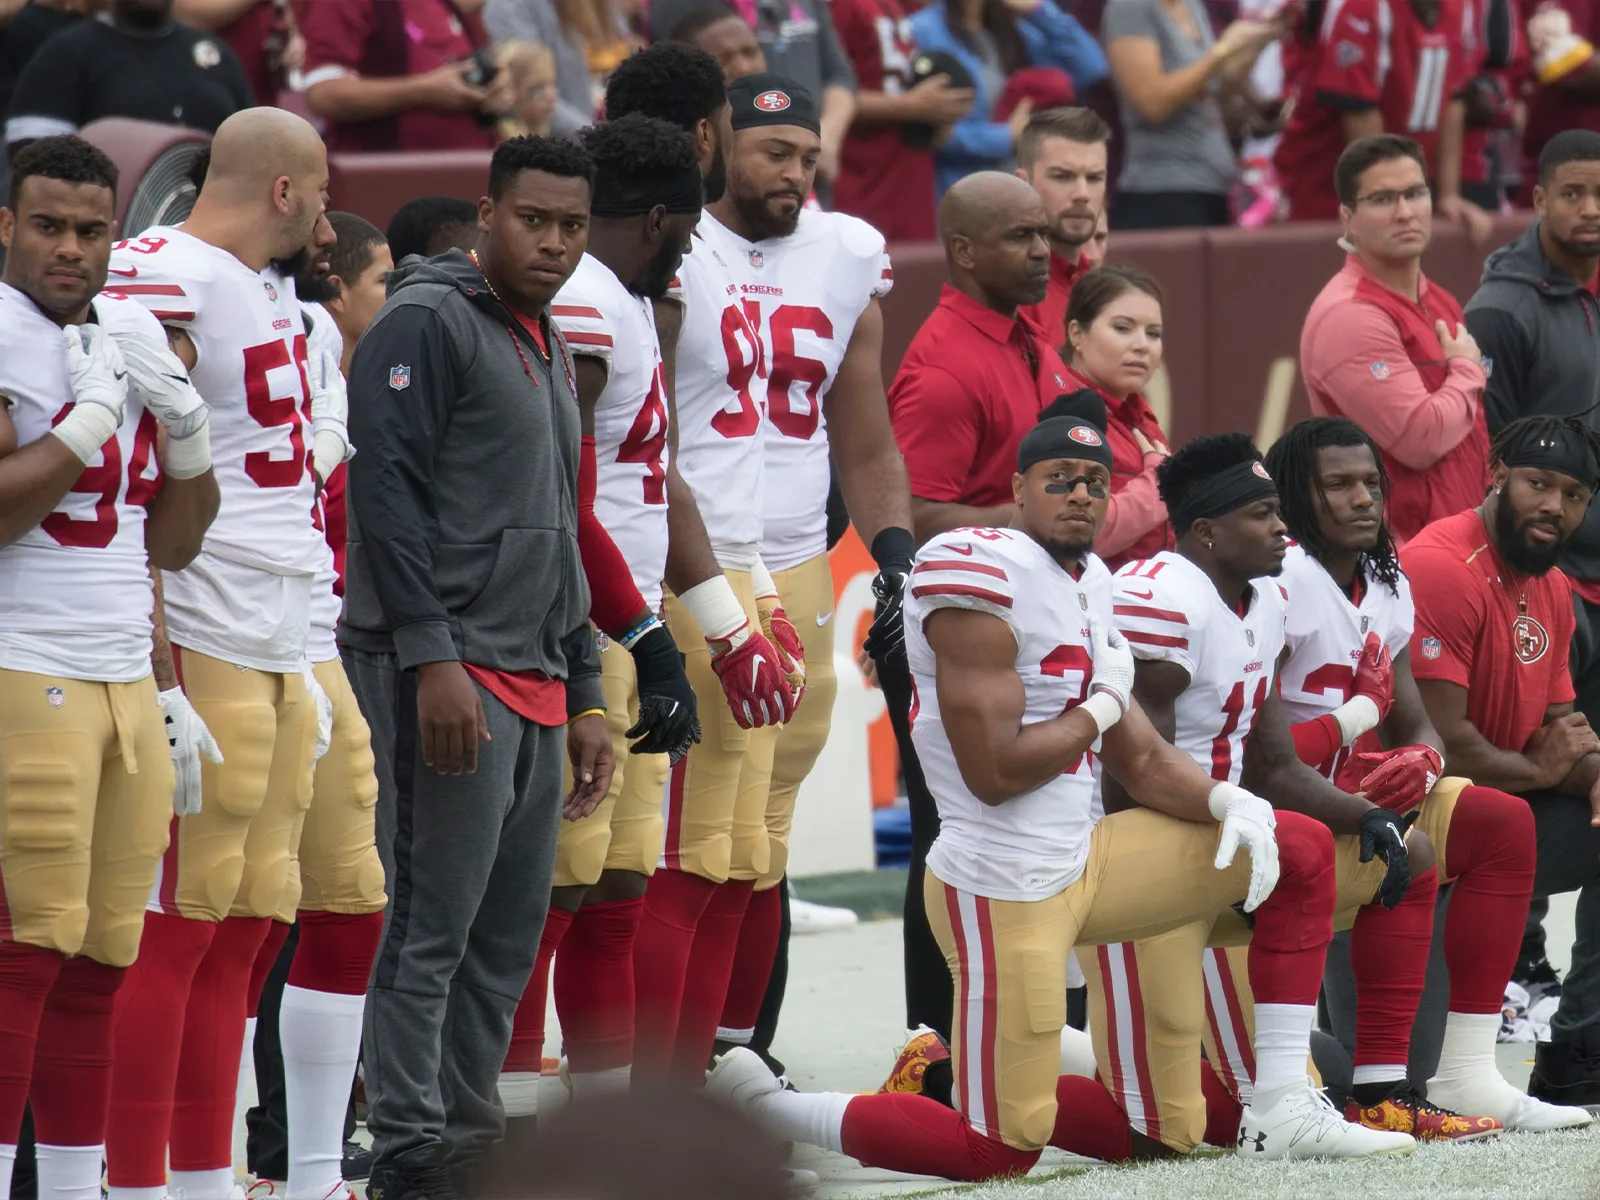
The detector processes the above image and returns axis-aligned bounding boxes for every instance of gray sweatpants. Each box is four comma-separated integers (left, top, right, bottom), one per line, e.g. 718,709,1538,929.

344,648,565,1169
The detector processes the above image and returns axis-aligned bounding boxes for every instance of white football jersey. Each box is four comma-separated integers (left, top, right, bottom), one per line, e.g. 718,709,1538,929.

1278,543,1415,779
0,288,163,682
552,254,670,610
669,214,768,569
711,209,892,572
110,228,321,671
303,301,343,664
1111,551,1287,786
909,526,1111,902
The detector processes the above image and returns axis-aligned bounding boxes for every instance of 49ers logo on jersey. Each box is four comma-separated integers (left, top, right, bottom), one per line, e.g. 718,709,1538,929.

1513,614,1550,664
754,90,791,111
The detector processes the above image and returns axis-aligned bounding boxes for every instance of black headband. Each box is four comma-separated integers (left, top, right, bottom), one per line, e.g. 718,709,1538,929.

1170,460,1279,533
727,73,820,134
1017,416,1114,473
1500,424,1600,492
589,164,704,218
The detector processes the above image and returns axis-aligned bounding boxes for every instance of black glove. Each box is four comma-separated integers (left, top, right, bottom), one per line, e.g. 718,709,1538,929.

1358,807,1418,910
863,526,914,667
624,625,701,764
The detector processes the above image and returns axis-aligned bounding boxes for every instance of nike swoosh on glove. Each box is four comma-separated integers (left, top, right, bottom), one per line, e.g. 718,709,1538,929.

759,603,807,712
625,625,702,763
1346,744,1442,814
300,663,333,762
1352,631,1395,719
1209,782,1280,912
710,623,791,729
113,328,209,439
157,686,223,817
1359,807,1418,909
862,567,909,667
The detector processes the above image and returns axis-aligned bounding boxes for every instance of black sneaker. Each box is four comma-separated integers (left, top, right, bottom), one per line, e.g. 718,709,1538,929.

1529,1040,1600,1108
1513,953,1563,1006
366,1144,461,1200
341,1140,374,1182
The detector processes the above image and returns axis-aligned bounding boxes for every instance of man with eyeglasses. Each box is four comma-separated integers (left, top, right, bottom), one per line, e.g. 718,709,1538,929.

1299,134,1490,547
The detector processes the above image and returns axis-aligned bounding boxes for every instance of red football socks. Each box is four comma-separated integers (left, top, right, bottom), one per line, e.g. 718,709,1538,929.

247,920,292,1018
670,879,754,1080
555,897,643,1074
0,942,64,1144
1201,1060,1244,1146
1443,787,1537,1014
632,868,718,1080
1048,1074,1137,1162
1349,866,1439,1069
840,1092,1040,1181
506,906,573,1074
169,915,270,1172
1243,810,1336,1005
717,884,782,1040
107,912,216,1187
31,957,125,1146
287,910,383,996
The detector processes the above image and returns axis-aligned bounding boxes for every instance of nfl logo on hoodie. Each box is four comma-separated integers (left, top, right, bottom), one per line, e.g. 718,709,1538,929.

390,364,411,391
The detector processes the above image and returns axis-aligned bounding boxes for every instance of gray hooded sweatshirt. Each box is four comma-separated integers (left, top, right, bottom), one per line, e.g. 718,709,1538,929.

1465,220,1600,583
338,248,602,715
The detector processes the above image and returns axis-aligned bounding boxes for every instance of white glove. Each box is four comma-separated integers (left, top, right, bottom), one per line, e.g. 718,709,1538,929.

301,661,333,762
1079,619,1136,735
1208,782,1280,913
309,350,351,486
156,686,222,817
113,329,212,478
52,324,127,463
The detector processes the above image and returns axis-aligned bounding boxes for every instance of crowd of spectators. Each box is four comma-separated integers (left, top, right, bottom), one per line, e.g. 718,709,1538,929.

6,0,1599,236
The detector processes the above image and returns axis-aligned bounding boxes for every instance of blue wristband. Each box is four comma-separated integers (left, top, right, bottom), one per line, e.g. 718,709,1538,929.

619,613,663,651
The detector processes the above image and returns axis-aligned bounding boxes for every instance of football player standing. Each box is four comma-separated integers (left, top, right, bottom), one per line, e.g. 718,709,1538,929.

0,134,218,1200
101,107,336,1200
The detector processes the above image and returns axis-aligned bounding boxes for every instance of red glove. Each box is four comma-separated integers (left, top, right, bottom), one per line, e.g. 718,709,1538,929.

1344,744,1444,814
710,623,792,728
762,604,807,712
1353,631,1395,719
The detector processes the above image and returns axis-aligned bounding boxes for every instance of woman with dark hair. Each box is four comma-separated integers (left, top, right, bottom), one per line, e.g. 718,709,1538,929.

908,0,1107,199
1059,264,1174,569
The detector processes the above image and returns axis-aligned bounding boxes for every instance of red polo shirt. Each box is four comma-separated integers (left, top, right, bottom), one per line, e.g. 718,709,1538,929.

1019,250,1089,353
301,0,495,153
1402,509,1576,754
889,284,1072,508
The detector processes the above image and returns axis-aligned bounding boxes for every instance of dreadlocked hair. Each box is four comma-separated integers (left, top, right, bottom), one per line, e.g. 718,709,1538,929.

1263,416,1401,592
1490,412,1600,476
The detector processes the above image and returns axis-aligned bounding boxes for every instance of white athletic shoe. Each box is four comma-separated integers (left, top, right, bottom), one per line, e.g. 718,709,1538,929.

1236,1081,1416,1160
707,1046,786,1112
789,898,858,935
1427,1073,1595,1132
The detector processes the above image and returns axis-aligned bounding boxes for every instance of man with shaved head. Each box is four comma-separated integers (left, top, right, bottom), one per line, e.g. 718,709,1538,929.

100,107,346,1200
884,168,1073,1045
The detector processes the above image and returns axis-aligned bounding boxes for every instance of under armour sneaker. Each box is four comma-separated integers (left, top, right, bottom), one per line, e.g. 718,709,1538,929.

366,1144,462,1200
1235,1080,1415,1160
878,1025,951,1095
1344,1083,1501,1141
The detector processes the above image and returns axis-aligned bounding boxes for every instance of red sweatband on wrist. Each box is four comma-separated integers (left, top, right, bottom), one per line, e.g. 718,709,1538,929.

1291,713,1344,767
578,435,651,634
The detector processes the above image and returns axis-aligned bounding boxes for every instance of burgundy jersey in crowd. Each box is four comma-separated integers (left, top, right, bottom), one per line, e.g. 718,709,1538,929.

830,0,938,241
1276,0,1474,220
301,0,494,152
1524,0,1600,177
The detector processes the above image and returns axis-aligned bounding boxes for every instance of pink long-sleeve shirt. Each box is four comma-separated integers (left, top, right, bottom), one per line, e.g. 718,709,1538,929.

1300,255,1489,545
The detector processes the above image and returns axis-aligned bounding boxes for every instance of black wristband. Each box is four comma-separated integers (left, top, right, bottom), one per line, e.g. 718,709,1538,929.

870,525,915,576
628,624,682,676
